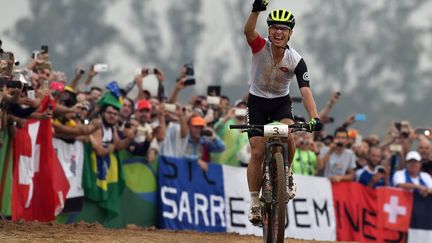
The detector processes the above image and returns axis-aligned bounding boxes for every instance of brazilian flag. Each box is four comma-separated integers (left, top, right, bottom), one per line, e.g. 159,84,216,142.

82,143,124,220
0,131,12,217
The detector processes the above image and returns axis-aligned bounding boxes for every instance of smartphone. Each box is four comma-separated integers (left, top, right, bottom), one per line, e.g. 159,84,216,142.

184,77,195,86
184,63,194,75
164,103,177,113
389,144,402,153
0,52,11,61
235,108,247,117
206,96,220,105
355,134,363,146
415,128,431,136
43,79,49,91
354,114,366,121
93,63,109,72
27,90,35,99
376,166,386,174
6,80,22,89
41,45,48,54
207,85,221,96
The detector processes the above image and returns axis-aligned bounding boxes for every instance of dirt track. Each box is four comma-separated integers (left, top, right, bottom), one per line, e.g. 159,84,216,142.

0,220,345,243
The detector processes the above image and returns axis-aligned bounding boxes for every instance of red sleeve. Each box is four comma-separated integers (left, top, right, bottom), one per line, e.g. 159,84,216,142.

248,35,266,54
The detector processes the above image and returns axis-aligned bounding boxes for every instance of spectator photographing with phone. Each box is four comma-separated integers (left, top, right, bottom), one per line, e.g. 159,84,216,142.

356,146,389,188
320,127,356,182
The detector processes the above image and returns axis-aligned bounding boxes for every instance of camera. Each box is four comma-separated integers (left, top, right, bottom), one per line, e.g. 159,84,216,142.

201,129,213,137
336,142,344,147
377,166,386,174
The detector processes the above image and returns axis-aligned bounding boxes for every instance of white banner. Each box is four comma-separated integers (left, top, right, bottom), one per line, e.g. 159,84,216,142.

53,138,84,198
222,165,336,241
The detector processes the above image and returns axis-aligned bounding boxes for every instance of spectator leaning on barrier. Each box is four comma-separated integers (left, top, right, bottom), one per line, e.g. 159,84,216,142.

320,127,356,182
356,146,389,189
89,92,135,156
292,132,323,176
159,108,225,171
392,151,432,196
127,99,165,160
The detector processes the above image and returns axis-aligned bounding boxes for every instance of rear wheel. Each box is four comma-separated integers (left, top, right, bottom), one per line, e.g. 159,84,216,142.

262,152,286,243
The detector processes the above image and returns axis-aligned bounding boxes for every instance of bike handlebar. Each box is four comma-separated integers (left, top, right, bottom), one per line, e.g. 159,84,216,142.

230,123,312,136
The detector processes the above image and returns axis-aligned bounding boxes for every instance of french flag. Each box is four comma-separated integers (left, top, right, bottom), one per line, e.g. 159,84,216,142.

408,193,432,242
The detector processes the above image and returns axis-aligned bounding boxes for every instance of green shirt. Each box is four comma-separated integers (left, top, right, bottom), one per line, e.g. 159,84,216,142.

292,149,317,176
211,118,249,166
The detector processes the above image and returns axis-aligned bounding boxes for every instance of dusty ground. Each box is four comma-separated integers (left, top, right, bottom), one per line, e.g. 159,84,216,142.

0,220,341,243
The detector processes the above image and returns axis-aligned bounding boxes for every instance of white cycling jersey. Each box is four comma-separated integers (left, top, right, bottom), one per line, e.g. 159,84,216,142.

248,35,308,99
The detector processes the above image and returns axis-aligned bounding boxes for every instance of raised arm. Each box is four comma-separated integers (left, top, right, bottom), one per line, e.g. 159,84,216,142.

244,0,268,42
244,12,260,43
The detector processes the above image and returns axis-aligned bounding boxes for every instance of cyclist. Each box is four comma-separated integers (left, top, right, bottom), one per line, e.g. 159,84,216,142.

244,0,323,225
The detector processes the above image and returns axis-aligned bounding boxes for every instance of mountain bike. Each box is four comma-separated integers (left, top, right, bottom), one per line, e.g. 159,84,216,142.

230,122,312,243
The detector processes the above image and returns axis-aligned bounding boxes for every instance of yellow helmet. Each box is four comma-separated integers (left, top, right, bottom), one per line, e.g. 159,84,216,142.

266,9,295,29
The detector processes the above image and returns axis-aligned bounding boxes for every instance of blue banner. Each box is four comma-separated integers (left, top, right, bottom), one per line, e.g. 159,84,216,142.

158,156,226,232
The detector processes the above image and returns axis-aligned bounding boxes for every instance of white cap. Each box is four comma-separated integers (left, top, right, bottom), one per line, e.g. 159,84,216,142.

405,151,421,162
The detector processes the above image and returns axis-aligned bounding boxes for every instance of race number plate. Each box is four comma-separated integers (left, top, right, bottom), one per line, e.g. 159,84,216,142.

263,124,289,137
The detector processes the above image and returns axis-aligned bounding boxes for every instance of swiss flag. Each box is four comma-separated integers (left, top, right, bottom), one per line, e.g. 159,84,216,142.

12,96,69,221
377,187,413,232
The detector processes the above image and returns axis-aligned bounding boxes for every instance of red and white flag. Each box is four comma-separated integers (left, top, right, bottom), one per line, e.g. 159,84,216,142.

377,187,413,232
12,96,69,221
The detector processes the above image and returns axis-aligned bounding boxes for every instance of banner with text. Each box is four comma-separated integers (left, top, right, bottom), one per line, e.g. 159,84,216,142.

158,156,226,232
332,183,407,242
222,166,336,241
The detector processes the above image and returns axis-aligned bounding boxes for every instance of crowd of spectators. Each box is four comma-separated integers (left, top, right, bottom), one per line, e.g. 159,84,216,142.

1,42,432,199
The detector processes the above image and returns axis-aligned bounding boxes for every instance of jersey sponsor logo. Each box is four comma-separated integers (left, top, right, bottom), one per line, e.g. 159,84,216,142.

279,67,289,72
303,72,310,81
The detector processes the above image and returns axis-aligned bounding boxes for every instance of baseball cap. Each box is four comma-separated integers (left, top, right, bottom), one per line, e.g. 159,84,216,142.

136,99,152,111
50,81,65,92
190,116,206,127
405,151,421,162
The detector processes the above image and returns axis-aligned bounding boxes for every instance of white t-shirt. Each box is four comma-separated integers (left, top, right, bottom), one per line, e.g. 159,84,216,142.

393,169,432,189
159,122,188,158
320,146,356,177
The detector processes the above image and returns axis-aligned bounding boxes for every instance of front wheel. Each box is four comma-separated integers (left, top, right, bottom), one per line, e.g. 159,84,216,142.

262,152,286,243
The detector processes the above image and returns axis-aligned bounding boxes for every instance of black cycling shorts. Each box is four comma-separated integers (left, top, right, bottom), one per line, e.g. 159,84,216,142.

247,93,294,138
